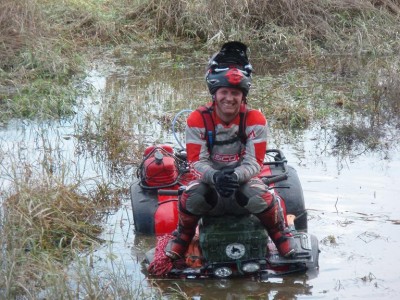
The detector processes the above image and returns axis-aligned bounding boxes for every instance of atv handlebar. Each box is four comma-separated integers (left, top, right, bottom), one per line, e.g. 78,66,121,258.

158,189,179,196
157,149,289,196
158,186,185,196
158,171,288,197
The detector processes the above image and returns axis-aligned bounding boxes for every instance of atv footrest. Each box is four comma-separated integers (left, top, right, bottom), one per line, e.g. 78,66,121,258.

268,232,314,265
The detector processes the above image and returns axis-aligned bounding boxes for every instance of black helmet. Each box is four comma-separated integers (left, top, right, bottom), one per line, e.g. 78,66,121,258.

205,41,253,96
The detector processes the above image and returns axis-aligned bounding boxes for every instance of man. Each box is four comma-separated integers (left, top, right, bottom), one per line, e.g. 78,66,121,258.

165,41,296,260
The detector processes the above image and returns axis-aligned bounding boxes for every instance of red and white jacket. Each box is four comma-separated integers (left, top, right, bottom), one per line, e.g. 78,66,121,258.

185,103,268,184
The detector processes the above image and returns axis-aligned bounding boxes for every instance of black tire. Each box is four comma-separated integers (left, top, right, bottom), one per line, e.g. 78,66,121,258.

271,165,308,231
130,182,158,235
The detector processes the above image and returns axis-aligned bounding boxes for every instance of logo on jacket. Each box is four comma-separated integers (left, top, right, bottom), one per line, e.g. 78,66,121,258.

247,130,256,139
213,153,240,162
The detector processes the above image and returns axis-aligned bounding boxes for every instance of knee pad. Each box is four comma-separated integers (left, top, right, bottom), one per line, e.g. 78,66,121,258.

244,194,269,214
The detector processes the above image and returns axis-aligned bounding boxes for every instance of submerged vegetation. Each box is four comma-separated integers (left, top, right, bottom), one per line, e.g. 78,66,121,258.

251,54,400,154
1,0,400,298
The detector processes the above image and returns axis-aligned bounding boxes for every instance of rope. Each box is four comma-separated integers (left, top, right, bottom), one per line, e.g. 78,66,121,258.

147,234,174,276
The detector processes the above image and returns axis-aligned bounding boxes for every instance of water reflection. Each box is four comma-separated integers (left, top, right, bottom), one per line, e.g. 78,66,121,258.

147,274,315,299
1,47,400,299
81,48,400,167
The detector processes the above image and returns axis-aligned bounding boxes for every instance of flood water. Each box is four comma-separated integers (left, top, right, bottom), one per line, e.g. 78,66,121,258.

1,47,400,299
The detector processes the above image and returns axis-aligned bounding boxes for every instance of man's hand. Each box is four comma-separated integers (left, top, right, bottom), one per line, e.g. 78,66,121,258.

213,169,239,197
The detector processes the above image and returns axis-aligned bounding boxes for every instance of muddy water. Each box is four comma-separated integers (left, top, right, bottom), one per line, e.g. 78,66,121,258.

276,130,400,299
1,48,400,299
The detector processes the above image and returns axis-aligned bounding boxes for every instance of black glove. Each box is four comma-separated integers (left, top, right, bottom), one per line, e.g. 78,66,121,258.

213,169,239,197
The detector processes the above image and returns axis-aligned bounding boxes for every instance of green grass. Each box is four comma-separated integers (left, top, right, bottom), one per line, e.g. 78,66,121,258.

8,80,78,119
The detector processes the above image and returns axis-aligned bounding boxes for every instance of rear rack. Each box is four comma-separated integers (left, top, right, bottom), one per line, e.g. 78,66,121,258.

261,149,289,185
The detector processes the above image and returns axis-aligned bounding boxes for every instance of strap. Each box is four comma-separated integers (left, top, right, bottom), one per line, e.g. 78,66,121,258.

197,105,215,154
213,136,240,146
238,103,247,144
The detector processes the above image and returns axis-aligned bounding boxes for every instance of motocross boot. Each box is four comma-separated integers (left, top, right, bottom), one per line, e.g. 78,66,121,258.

255,200,296,258
165,210,200,260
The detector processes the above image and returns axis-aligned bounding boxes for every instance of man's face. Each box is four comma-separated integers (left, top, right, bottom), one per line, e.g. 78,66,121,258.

214,87,243,121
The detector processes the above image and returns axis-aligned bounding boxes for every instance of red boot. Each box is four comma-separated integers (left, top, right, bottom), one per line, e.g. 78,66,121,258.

165,210,200,260
256,200,296,258
268,228,296,258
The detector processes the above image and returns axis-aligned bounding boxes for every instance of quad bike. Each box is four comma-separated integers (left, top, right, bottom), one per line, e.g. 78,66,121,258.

130,144,320,279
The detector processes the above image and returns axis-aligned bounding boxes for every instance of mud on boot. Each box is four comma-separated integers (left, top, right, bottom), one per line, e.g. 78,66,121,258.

164,210,200,260
269,229,297,258
255,197,297,258
165,231,192,260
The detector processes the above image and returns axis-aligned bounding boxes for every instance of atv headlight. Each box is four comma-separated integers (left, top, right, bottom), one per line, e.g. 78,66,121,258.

214,267,232,278
242,262,260,273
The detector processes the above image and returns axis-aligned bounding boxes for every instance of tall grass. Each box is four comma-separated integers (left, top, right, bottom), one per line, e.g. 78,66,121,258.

0,176,162,298
128,0,400,53
0,0,139,122
1,0,400,122
0,150,148,298
1,0,78,121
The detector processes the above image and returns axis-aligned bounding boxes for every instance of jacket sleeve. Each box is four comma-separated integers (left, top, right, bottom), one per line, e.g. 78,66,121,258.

185,110,217,184
234,109,268,183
